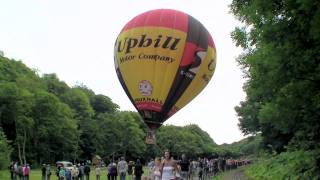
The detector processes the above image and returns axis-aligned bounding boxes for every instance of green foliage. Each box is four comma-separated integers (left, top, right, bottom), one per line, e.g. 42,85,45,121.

157,124,217,158
41,73,69,97
0,57,40,85
72,85,120,114
61,88,94,119
0,128,12,169
31,91,79,163
220,135,263,157
231,0,320,151
231,1,320,176
91,111,146,160
92,94,119,114
0,55,218,165
246,150,320,179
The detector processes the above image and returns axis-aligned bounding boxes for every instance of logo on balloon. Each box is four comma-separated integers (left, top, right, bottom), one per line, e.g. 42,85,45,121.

138,80,153,96
116,34,181,54
208,59,215,71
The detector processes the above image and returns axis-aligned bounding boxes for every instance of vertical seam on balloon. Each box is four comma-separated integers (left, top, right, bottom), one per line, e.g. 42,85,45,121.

162,14,191,118
141,11,148,95
152,9,163,117
157,9,167,122
189,31,210,101
158,9,171,120
148,9,159,121
126,15,139,109
140,10,151,119
167,16,203,116
177,18,202,107
179,20,203,106
180,22,210,109
162,10,178,122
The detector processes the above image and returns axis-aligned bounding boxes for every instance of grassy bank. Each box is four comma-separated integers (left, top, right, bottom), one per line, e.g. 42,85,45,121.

245,150,320,179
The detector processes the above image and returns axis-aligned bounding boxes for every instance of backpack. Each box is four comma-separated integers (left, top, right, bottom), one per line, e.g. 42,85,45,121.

110,165,117,175
24,167,30,175
84,166,90,174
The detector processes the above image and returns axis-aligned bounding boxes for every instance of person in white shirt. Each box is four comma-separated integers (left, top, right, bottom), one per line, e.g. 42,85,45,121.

71,165,79,180
95,165,101,180
160,151,179,180
117,157,128,180
151,157,161,180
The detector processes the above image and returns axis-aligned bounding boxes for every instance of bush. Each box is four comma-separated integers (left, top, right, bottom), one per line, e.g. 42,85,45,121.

245,150,320,179
0,129,12,169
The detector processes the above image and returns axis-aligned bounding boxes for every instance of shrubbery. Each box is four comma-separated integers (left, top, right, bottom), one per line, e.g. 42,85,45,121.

246,150,320,179
0,128,11,169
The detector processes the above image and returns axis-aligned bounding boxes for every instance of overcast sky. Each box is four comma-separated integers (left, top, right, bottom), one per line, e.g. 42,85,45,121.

0,0,247,144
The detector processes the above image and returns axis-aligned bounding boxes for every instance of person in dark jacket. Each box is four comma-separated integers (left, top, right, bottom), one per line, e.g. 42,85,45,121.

178,154,190,180
134,159,143,180
41,164,46,180
127,161,134,180
109,162,117,180
79,164,84,180
84,164,91,180
9,162,14,180
46,164,52,180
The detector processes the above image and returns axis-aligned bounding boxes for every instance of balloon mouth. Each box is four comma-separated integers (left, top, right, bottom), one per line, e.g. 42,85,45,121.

145,120,162,130
145,129,157,144
144,120,162,144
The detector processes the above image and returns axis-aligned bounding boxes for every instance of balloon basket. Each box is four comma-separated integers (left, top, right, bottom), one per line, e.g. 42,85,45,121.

145,129,156,144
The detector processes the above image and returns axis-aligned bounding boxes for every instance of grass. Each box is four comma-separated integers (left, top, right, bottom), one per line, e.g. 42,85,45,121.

0,167,151,180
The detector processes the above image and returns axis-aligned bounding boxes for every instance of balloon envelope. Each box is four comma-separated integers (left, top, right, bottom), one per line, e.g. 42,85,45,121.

114,9,216,130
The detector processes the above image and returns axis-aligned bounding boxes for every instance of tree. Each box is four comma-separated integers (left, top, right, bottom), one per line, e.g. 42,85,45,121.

0,82,34,164
0,56,41,85
114,112,146,157
91,94,119,114
73,85,119,114
93,111,145,161
61,88,96,159
0,128,12,169
231,0,320,151
41,73,70,97
61,88,94,120
0,55,223,165
31,91,79,164
220,135,263,157
156,124,217,158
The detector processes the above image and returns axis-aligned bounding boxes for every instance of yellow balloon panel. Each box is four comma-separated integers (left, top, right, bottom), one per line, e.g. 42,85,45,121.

114,9,217,129
115,27,187,112
169,46,217,116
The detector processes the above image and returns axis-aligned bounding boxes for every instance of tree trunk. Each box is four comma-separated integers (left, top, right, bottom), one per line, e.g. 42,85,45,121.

17,142,23,165
0,105,5,118
73,150,78,164
14,117,22,165
23,129,26,165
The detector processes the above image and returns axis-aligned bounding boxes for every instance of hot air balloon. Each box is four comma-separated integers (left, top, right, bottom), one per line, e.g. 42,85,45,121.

114,9,216,144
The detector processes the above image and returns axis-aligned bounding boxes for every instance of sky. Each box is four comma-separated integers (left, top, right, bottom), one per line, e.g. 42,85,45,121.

0,0,247,145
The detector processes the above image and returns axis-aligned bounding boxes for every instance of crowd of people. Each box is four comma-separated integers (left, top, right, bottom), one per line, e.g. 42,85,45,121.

8,151,250,180
54,163,91,180
144,151,251,180
8,162,31,180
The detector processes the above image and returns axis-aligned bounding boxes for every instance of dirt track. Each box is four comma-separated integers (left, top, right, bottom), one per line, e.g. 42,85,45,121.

219,166,248,180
